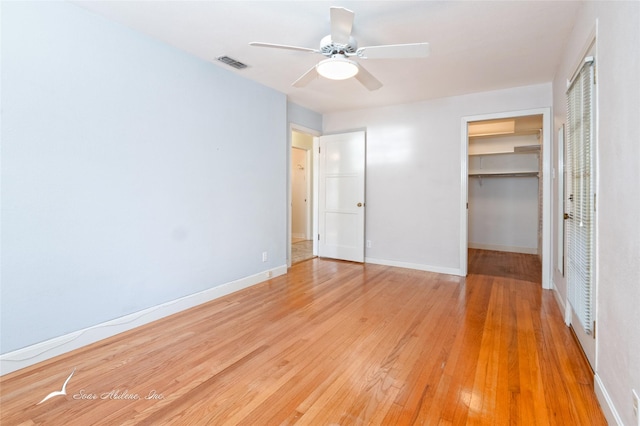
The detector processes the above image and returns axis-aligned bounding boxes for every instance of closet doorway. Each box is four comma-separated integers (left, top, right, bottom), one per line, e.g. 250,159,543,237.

460,108,552,288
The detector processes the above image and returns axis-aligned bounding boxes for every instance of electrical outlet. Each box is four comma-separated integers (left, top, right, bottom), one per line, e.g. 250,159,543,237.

366,240,372,248
633,389,639,425
262,251,268,262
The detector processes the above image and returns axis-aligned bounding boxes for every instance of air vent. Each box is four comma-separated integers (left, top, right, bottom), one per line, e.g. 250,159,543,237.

216,56,248,70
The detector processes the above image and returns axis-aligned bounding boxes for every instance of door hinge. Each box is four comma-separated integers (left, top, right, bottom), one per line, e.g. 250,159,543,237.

318,147,321,154
317,234,320,241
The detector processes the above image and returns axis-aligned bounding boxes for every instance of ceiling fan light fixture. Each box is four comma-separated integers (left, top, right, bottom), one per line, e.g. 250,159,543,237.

316,56,359,80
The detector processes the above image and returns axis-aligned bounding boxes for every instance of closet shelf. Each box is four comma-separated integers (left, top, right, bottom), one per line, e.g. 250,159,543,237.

468,149,539,157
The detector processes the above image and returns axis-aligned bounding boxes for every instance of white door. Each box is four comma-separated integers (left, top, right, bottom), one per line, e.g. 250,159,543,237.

565,54,596,367
318,131,366,262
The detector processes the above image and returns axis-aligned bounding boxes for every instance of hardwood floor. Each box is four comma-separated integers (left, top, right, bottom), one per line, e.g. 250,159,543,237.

0,250,606,425
291,240,314,264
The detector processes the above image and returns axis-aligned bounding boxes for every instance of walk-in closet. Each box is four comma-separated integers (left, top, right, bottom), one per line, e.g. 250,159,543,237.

468,115,543,256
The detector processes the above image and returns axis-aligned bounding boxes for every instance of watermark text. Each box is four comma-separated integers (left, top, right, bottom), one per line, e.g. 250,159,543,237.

73,389,164,401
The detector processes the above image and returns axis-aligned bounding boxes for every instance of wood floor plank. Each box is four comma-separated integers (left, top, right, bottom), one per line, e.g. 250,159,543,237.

386,277,467,425
0,250,607,425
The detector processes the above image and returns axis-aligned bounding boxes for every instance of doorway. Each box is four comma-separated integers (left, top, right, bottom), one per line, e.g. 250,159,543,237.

290,128,317,265
468,115,543,253
461,108,552,289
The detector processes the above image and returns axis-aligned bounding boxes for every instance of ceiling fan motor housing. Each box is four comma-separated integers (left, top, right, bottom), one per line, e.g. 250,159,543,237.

320,35,358,56
249,7,428,91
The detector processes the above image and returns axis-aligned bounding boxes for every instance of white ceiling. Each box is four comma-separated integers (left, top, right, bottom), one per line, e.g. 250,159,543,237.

72,1,581,114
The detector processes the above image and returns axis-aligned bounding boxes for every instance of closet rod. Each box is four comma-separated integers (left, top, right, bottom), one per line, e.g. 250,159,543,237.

468,172,539,178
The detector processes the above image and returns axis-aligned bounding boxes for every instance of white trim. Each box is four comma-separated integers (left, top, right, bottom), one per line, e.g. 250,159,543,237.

555,124,565,276
566,31,596,89
468,243,538,255
461,108,552,290
592,22,600,374
366,257,462,277
312,136,319,257
551,279,571,325
564,293,573,326
594,373,623,426
541,109,552,290
460,119,469,276
290,124,321,138
0,265,287,376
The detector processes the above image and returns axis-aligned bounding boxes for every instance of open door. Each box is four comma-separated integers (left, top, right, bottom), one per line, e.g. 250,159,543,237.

317,131,366,262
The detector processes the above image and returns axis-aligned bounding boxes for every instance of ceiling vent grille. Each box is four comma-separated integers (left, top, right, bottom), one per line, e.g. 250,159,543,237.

216,56,248,70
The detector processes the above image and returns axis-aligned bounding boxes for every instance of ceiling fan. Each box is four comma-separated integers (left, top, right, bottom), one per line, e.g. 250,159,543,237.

249,7,429,91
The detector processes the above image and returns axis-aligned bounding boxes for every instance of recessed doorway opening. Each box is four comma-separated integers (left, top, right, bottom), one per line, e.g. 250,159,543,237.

290,129,317,265
460,108,552,289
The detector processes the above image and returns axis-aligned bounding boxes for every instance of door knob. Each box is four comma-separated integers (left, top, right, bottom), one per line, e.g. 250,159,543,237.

357,202,363,207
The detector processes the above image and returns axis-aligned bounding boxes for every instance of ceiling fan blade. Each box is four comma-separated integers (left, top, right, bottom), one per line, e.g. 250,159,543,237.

292,65,319,88
249,42,318,54
356,42,430,59
354,63,383,91
330,7,354,45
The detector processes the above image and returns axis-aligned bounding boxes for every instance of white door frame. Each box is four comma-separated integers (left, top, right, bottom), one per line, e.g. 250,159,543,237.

460,107,552,289
288,124,321,268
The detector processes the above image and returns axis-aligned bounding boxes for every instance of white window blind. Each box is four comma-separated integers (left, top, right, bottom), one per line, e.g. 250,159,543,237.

565,58,595,334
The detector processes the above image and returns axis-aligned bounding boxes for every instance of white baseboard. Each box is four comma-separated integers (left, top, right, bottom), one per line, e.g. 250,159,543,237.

468,243,538,255
551,279,571,326
564,299,573,327
551,285,622,425
594,373,623,425
556,288,618,424
365,257,463,277
0,265,287,376
291,232,306,240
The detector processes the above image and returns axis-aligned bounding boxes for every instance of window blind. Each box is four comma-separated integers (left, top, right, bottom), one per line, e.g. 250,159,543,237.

565,58,595,334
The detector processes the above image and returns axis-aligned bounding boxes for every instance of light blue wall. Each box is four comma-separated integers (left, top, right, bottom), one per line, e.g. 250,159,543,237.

1,2,287,353
287,102,322,132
